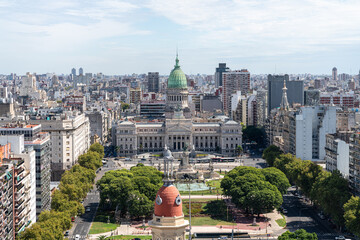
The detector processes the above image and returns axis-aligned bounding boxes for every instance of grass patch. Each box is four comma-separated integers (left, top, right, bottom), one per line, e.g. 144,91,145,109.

185,216,233,226
196,154,208,157
216,171,226,176
276,218,286,227
105,235,152,240
89,210,119,234
89,222,119,234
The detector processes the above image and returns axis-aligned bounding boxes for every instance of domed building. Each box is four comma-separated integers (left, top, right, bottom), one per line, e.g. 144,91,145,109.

165,54,191,119
148,147,189,240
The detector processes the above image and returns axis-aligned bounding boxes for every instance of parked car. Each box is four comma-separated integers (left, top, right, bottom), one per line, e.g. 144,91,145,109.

71,216,75,222
64,230,69,236
125,158,131,161
85,207,91,212
335,236,346,240
75,234,80,240
282,208,288,214
141,158,146,161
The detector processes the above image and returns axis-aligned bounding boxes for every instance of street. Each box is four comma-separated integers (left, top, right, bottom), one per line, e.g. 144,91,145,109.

68,159,117,239
282,190,338,240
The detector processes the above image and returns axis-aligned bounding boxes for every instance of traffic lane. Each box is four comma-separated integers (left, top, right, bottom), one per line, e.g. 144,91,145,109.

282,194,333,234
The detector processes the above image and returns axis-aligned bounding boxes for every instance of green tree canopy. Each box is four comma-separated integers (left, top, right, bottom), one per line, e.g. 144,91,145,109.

261,167,291,194
278,229,318,240
89,143,105,158
221,166,283,215
128,191,154,218
262,145,282,166
344,196,360,237
311,170,350,226
97,164,163,216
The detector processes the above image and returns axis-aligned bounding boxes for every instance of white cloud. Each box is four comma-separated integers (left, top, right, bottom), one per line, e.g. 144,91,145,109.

147,0,360,56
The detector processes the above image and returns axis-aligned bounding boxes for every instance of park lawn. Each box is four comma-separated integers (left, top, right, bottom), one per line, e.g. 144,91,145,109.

89,222,119,234
185,216,233,226
276,217,286,227
105,235,152,240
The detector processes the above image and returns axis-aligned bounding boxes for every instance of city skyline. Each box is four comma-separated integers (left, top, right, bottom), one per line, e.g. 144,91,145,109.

1,0,360,75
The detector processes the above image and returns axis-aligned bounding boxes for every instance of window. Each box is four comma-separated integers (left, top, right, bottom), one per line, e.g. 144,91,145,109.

66,153,70,157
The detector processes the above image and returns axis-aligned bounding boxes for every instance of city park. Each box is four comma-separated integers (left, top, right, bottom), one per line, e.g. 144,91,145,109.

19,142,359,239
87,144,289,240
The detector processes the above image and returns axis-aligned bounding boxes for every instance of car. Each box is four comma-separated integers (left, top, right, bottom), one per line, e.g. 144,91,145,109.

64,230,69,236
218,237,227,240
75,234,80,240
282,208,288,214
125,158,131,161
85,207,91,212
71,216,75,222
134,238,141,240
335,236,346,240
141,158,146,161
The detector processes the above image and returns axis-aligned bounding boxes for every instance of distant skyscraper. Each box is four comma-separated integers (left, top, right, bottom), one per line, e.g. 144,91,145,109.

222,69,250,115
71,68,76,76
79,67,83,75
148,72,160,93
332,67,338,81
267,74,304,114
215,63,229,88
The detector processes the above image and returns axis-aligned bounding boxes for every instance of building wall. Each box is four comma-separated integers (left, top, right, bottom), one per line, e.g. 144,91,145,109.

337,139,349,177
268,75,304,113
30,114,90,181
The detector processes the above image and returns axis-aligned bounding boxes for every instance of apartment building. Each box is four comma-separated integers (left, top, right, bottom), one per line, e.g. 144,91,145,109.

29,112,90,181
0,124,51,216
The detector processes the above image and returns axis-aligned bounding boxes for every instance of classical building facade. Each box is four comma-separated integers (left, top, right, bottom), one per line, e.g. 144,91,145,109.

113,56,242,157
113,110,242,156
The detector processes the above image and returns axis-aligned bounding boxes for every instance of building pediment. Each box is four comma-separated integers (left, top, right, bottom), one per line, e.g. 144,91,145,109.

166,124,192,133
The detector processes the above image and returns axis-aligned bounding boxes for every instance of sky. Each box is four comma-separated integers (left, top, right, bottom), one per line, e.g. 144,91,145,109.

1,0,360,75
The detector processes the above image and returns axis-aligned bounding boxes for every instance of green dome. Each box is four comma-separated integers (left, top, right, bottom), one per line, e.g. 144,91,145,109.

167,56,187,89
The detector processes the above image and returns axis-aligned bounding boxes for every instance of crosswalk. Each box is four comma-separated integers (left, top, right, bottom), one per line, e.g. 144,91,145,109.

68,235,87,239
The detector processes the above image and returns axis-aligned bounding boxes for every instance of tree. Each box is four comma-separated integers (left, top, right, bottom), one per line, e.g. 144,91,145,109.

78,151,102,170
261,167,291,194
128,191,153,218
262,145,282,166
242,126,266,146
344,196,360,237
236,145,243,156
121,103,130,111
89,143,105,158
221,166,283,214
97,166,163,216
278,229,318,240
311,170,350,226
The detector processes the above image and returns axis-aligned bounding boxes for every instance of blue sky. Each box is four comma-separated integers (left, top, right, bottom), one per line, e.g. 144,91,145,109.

1,0,360,75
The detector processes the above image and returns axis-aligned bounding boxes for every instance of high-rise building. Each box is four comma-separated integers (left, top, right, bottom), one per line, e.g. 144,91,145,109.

148,72,160,93
332,67,338,81
79,67,83,76
256,90,267,127
71,68,76,76
130,88,142,104
29,113,90,181
0,124,51,217
304,89,320,106
267,74,304,114
349,133,360,196
215,63,229,87
222,69,250,115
